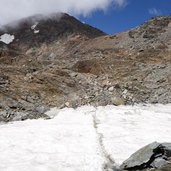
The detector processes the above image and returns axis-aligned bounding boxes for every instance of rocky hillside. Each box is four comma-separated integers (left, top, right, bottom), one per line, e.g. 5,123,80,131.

0,14,171,121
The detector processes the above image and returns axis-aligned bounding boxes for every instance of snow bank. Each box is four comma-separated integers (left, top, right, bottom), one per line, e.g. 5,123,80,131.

95,104,171,164
0,107,104,171
0,104,171,170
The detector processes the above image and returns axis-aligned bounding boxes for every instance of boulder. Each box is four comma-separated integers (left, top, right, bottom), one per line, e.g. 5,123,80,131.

111,96,125,106
120,142,171,170
151,157,168,168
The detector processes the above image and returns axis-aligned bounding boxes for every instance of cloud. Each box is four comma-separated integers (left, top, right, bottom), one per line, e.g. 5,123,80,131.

0,0,127,26
148,8,162,16
113,0,128,8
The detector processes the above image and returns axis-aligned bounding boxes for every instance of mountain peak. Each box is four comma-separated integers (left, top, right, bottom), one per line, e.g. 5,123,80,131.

0,13,105,49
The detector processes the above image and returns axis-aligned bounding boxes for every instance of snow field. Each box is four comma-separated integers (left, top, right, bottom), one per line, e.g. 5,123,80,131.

95,104,171,164
0,107,104,171
0,104,171,170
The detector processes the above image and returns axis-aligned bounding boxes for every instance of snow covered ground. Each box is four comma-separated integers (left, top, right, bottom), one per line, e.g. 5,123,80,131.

0,33,15,44
0,104,171,171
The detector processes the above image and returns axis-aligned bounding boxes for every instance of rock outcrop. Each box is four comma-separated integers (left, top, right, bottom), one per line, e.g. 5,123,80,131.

120,142,171,171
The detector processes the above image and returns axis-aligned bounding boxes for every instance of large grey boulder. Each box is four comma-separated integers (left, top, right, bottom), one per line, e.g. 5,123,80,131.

151,157,168,168
120,142,171,170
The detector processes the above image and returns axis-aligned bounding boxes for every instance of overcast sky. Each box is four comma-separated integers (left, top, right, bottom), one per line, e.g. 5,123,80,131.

0,0,127,26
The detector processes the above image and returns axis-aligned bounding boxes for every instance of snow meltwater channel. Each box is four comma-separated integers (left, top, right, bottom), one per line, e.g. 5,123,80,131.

0,104,171,171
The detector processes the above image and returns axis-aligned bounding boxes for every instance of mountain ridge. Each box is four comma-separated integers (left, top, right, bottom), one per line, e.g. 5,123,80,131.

0,13,105,50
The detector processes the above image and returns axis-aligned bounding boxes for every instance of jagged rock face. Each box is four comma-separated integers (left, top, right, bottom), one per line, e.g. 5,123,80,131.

0,14,171,121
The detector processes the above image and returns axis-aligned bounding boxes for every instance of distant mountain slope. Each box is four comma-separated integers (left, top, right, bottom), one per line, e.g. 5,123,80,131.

0,14,171,122
0,13,105,50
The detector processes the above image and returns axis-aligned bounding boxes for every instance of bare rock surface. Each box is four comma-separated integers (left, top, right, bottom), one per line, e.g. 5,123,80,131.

120,142,171,171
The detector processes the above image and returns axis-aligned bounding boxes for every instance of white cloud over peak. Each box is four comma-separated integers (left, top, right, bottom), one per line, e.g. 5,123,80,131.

0,0,127,26
148,8,162,16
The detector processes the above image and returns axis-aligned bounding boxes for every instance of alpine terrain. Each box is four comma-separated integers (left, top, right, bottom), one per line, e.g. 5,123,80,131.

0,13,171,121
0,13,171,171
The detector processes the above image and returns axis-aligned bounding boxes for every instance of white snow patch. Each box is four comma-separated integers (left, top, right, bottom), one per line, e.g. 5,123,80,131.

31,22,40,34
31,22,39,30
95,104,171,164
0,104,171,170
0,107,104,171
34,30,40,34
0,33,15,44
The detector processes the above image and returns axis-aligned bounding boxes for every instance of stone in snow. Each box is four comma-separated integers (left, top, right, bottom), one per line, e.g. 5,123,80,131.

120,142,171,170
120,142,161,169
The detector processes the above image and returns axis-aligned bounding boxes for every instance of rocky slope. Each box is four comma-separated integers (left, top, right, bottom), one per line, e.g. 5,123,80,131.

0,14,171,121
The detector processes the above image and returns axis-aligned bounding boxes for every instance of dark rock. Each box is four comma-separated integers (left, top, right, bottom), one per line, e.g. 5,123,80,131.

34,106,50,114
120,142,161,170
151,157,168,168
120,142,171,171
0,110,50,122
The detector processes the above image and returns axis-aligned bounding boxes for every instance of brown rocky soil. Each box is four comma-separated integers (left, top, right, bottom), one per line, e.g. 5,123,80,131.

0,14,171,121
